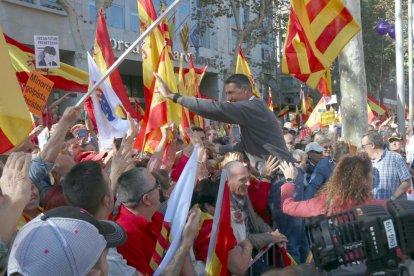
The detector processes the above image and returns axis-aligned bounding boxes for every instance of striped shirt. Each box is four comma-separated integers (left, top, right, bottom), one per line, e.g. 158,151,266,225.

372,149,411,200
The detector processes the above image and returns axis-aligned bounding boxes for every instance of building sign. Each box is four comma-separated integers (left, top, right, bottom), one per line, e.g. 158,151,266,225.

110,38,190,62
110,37,219,69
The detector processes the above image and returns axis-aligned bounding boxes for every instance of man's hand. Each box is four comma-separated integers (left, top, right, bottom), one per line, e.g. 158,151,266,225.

205,142,220,154
182,208,201,246
261,155,279,180
61,106,81,124
270,230,288,245
278,160,297,180
154,73,174,99
126,112,139,140
0,152,32,205
109,137,134,192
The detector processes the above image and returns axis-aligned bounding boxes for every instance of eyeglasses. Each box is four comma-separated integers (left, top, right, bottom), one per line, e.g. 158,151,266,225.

323,146,332,151
135,182,161,203
361,143,372,149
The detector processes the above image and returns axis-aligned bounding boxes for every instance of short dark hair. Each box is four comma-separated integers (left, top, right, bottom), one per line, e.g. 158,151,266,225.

191,126,204,133
362,131,384,149
43,46,56,56
62,161,108,216
195,178,220,212
225,74,252,92
117,167,153,208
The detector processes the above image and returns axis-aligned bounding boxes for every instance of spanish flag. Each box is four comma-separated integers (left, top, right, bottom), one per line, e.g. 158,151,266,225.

134,0,165,151
4,33,88,92
268,87,273,112
300,89,309,121
185,54,205,129
367,95,387,116
305,97,326,132
282,0,360,91
92,9,134,117
235,46,260,98
145,45,179,151
0,24,32,153
206,173,232,276
277,105,290,118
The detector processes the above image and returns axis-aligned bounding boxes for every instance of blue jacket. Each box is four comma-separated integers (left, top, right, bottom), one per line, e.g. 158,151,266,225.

304,157,334,200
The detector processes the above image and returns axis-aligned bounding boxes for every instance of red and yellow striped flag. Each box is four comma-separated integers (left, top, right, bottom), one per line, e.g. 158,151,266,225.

317,69,332,97
0,24,32,153
177,55,191,144
205,179,232,276
145,45,179,151
277,105,290,118
134,0,165,151
282,0,360,92
236,46,260,98
268,87,273,111
4,33,88,92
305,97,326,132
92,9,134,117
185,55,206,129
367,95,387,116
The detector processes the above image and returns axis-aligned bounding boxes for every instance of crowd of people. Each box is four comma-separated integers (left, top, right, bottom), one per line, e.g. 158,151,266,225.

0,73,413,275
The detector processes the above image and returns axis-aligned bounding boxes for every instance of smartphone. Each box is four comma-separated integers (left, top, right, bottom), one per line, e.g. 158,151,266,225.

232,125,241,141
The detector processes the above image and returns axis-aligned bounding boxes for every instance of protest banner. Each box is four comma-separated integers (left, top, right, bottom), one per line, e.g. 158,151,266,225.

320,110,335,127
34,35,60,69
22,71,54,116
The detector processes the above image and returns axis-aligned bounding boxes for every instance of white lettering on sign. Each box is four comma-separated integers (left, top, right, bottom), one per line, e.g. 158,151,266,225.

384,219,397,249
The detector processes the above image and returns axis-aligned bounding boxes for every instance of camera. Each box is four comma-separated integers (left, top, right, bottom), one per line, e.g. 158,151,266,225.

305,200,414,275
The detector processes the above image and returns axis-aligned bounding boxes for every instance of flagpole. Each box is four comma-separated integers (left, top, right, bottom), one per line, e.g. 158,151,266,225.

75,0,182,107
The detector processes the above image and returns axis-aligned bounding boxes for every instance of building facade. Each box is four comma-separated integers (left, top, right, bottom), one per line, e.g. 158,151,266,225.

0,0,293,110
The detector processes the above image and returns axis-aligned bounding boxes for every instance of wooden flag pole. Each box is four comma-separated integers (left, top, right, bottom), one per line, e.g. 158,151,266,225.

76,0,182,107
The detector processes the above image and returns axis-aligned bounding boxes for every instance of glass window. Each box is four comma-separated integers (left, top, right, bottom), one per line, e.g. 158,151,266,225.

130,11,139,32
40,0,63,11
108,4,124,29
89,0,97,22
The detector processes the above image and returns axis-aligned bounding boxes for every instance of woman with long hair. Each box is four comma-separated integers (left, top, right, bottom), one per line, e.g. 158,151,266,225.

280,153,385,217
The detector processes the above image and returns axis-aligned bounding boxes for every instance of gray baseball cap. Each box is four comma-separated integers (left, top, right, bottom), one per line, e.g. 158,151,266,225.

8,206,126,276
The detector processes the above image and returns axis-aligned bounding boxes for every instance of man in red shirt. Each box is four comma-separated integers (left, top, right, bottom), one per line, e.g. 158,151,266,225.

115,167,194,275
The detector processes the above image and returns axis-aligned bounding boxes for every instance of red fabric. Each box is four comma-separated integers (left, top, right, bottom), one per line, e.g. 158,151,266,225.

170,155,189,182
96,10,135,118
213,180,233,276
115,205,168,275
42,110,53,129
193,217,237,263
0,128,14,153
248,178,272,225
281,183,387,217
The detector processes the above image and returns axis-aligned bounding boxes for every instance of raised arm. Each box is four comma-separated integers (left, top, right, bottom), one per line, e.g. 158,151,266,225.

40,106,80,163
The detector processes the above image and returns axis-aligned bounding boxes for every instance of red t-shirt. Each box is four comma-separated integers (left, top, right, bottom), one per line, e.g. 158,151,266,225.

248,178,272,225
115,205,168,275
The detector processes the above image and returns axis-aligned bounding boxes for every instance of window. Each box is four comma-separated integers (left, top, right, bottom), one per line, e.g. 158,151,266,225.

40,0,63,11
108,4,124,29
89,0,97,22
129,0,139,32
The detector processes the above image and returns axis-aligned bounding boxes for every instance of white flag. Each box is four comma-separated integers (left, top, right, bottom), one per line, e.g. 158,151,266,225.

87,53,129,149
154,144,199,275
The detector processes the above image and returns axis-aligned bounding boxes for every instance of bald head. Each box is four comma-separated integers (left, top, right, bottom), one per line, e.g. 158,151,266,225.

223,161,250,197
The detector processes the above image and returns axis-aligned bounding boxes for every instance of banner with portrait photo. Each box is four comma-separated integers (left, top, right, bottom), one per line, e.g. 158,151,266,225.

34,35,60,69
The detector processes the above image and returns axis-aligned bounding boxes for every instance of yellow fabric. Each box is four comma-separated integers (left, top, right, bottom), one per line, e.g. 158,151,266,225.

0,24,32,146
235,48,260,97
206,252,223,276
282,0,361,89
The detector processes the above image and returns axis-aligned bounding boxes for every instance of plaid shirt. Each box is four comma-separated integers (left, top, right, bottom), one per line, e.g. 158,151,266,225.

372,149,411,200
